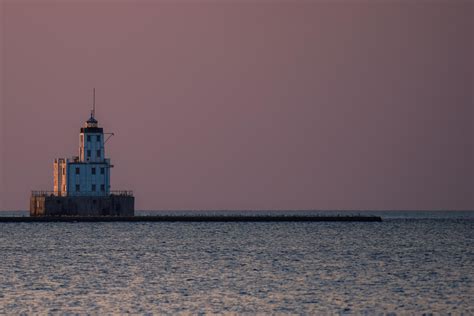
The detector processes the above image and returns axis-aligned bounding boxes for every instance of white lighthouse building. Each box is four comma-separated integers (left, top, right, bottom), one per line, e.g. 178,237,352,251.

31,91,134,217
54,111,111,197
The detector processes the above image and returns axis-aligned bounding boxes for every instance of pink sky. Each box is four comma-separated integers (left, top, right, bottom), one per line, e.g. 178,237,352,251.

0,1,473,211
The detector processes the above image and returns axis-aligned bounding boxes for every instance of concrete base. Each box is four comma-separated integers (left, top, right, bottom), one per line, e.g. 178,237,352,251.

30,195,135,217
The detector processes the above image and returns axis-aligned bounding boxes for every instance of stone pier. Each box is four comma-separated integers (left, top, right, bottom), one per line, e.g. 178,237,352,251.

30,194,134,217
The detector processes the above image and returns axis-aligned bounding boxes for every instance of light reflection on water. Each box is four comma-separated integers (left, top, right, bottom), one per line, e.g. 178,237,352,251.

0,214,472,314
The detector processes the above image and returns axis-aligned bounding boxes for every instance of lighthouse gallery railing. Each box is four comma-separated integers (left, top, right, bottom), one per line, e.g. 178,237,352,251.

31,190,134,197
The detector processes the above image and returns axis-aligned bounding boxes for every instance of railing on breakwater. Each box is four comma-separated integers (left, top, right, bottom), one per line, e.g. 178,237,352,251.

31,190,134,197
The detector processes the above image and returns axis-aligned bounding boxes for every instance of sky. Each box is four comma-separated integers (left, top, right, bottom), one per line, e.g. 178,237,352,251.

0,0,473,211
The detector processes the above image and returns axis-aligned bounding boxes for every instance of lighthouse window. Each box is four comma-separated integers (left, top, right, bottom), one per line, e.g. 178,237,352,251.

101,184,105,192
92,167,96,175
76,184,80,192
92,184,96,192
97,150,101,158
75,167,80,175
101,168,105,175
97,135,101,142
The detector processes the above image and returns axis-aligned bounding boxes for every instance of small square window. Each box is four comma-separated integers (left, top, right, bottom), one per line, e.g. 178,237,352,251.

101,184,105,192
76,184,80,192
92,167,96,175
92,184,96,192
97,150,101,158
76,167,80,175
97,135,101,142
101,168,105,175
87,135,91,142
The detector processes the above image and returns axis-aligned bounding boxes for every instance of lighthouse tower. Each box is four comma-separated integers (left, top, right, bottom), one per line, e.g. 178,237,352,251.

32,90,134,217
53,91,111,197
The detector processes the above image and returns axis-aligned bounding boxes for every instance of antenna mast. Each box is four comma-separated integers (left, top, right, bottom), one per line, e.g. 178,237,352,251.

92,88,96,118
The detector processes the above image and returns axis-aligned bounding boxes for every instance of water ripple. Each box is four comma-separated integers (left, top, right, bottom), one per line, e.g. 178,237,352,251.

0,219,472,314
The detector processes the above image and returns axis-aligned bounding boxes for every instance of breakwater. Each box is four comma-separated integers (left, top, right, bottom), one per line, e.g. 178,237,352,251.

0,215,382,222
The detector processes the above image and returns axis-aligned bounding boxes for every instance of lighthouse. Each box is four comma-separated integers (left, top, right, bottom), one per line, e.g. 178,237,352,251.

54,96,111,197
31,91,134,217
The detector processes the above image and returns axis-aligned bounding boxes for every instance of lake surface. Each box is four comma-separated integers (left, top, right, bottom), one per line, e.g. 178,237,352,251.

0,211,472,314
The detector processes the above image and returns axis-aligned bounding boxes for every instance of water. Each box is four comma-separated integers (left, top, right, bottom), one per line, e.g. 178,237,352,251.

0,211,472,314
